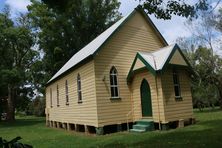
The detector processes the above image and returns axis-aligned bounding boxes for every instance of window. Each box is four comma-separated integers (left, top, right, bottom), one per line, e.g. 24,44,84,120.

77,74,82,103
50,88,53,107
110,66,119,98
65,80,69,105
57,84,59,106
173,69,182,100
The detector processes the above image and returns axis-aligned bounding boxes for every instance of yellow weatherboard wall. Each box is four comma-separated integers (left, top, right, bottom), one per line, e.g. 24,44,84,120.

130,70,166,123
169,49,188,66
46,60,98,126
94,11,165,126
161,69,193,121
45,8,193,133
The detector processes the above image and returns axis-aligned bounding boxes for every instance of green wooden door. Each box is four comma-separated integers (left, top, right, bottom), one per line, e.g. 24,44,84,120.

140,79,152,117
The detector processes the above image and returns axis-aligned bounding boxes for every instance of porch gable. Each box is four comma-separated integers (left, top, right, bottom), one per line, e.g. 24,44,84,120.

127,44,191,82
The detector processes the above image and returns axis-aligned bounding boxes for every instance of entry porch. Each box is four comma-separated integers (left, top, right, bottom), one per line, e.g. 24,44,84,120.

126,44,194,131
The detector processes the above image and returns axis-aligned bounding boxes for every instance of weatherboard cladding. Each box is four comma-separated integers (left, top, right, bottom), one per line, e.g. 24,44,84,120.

47,11,132,84
127,44,191,82
138,44,175,71
47,7,168,84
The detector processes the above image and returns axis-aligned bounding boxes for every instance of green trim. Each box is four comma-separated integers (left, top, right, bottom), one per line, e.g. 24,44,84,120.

93,11,137,57
93,6,169,57
78,100,83,104
46,55,93,86
168,64,195,76
47,6,169,86
168,64,189,69
161,44,192,72
175,96,183,101
161,44,178,72
137,54,156,76
133,67,147,74
127,53,140,82
127,44,194,83
176,45,193,70
110,97,121,101
127,53,157,83
136,6,168,46
47,11,137,86
127,67,147,83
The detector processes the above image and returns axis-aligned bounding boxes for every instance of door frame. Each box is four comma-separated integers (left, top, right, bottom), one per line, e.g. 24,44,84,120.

140,79,152,117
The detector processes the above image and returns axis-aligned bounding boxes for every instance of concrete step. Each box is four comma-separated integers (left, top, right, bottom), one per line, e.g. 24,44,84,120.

129,128,146,133
130,119,154,133
133,124,149,130
136,120,154,126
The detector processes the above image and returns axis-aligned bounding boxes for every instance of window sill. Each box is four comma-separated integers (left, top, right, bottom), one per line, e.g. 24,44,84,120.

110,97,121,101
175,96,183,101
78,101,83,104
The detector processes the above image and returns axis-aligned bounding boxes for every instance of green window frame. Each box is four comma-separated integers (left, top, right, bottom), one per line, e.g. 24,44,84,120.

57,84,59,107
110,66,120,99
50,88,53,107
172,69,182,100
77,74,82,103
65,80,69,105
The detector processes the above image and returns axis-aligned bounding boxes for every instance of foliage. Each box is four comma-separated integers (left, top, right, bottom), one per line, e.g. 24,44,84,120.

26,97,45,117
1,110,222,147
0,8,39,121
140,0,211,19
180,45,222,109
215,8,222,31
0,136,33,148
27,0,121,90
177,8,222,109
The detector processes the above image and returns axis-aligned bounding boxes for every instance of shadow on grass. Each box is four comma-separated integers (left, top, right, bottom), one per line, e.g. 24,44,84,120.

96,118,222,148
0,117,45,127
194,107,222,113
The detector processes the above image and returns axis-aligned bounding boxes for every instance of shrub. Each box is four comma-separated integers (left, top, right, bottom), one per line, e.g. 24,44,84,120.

0,136,33,148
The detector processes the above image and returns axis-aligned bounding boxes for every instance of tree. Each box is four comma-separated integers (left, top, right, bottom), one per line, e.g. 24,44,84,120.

215,8,222,31
27,0,121,91
0,9,38,121
139,0,220,19
184,46,221,109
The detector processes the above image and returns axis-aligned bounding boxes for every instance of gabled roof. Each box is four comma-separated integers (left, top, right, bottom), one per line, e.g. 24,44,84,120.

127,44,192,82
139,44,176,71
47,6,168,85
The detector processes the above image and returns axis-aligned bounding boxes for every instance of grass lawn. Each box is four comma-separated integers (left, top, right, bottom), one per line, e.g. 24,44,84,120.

1,109,222,148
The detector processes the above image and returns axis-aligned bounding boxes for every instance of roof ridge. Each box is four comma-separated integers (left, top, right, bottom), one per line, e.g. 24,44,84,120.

47,9,136,84
137,44,176,72
47,6,169,85
152,44,175,54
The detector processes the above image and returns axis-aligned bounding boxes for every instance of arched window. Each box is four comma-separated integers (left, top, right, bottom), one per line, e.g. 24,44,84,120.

77,74,82,103
57,84,59,106
110,66,119,98
173,69,181,100
50,88,52,107
65,80,69,105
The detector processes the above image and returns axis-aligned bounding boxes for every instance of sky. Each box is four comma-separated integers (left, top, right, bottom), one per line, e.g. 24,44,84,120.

0,0,221,47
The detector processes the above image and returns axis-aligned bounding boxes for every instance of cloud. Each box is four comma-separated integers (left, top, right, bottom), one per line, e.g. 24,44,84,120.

119,0,140,16
5,0,31,17
211,1,222,14
118,0,192,44
150,15,192,44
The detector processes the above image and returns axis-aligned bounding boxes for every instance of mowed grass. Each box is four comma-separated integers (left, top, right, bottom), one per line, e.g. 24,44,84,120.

1,109,222,148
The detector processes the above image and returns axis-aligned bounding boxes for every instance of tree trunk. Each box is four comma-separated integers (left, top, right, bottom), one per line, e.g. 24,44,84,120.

218,85,222,109
7,85,15,121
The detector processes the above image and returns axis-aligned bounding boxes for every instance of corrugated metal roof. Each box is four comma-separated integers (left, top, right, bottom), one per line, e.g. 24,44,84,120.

47,10,134,84
138,44,175,71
